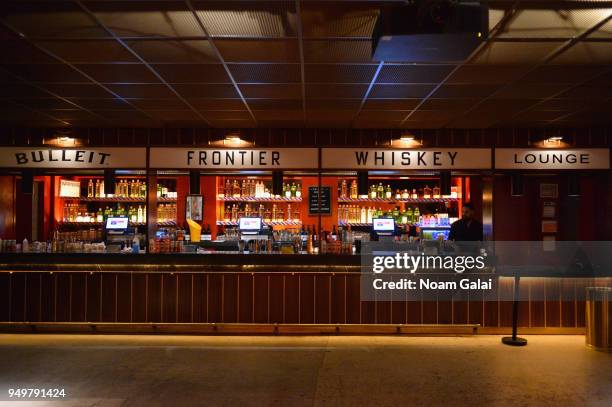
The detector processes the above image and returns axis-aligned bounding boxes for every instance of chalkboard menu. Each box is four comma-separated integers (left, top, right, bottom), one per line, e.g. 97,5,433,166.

308,186,331,215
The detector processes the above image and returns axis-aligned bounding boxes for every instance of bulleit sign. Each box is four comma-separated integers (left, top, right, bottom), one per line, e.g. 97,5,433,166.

0,147,146,169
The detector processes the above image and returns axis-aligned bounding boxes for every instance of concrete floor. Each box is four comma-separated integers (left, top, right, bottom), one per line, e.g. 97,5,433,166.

0,335,610,407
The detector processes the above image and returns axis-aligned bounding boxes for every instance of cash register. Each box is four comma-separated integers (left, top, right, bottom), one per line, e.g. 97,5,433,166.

105,217,135,253
372,217,396,242
239,217,270,253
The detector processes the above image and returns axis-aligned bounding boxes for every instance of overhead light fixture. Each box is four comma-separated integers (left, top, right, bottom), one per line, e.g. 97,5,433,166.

393,132,421,147
223,134,245,146
543,136,563,147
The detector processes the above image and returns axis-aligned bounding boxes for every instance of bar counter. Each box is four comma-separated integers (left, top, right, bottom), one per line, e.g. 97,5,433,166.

0,253,607,334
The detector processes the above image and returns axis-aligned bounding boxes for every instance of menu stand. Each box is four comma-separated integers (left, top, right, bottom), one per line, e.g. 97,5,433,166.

502,274,528,346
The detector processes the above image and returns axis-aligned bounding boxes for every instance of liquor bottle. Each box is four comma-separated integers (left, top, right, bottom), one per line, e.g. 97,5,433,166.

392,206,400,221
331,225,337,241
433,185,440,199
341,179,347,199
232,180,240,197
307,227,314,254
87,179,94,198
296,183,302,198
385,185,392,199
413,206,420,224
424,185,432,199
370,185,377,199
395,189,401,200
225,179,231,197
411,189,418,199
360,206,367,223
290,182,297,198
350,180,357,199
137,205,143,223
241,180,246,197
140,181,146,198
272,204,278,221
402,189,409,199
287,204,292,220
406,207,414,224
377,183,384,199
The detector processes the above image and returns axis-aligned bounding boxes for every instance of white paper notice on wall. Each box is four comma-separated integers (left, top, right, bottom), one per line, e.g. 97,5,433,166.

543,236,556,252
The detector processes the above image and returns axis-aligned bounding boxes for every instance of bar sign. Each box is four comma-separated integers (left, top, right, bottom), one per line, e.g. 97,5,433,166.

309,186,331,215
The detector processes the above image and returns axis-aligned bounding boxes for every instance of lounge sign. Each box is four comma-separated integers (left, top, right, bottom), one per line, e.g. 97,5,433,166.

0,147,146,169
321,148,491,170
150,148,319,169
495,149,610,170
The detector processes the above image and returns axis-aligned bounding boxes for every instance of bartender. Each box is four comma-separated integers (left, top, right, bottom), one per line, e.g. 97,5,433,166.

448,202,483,242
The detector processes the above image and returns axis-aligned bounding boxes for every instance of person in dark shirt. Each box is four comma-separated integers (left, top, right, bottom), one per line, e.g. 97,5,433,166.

448,202,483,242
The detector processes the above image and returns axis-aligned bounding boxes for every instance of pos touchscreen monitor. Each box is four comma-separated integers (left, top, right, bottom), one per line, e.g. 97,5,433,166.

238,217,262,235
373,217,395,236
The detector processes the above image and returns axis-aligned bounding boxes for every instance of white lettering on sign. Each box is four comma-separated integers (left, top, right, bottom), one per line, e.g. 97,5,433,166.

150,148,319,169
321,148,491,169
0,148,146,169
495,149,610,170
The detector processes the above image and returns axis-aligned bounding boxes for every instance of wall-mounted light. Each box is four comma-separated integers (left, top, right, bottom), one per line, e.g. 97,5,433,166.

544,136,563,147
44,132,81,147
392,132,422,147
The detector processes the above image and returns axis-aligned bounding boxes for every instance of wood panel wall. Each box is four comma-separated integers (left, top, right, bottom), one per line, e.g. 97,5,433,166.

1,271,609,328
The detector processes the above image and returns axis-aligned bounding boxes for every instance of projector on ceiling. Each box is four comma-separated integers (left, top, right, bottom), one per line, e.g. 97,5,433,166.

372,0,489,63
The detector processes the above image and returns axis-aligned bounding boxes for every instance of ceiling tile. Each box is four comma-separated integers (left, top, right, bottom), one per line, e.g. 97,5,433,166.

254,110,303,121
370,85,436,99
127,40,218,63
76,64,160,83
140,110,202,122
68,98,134,110
1,40,58,64
0,83,53,98
377,65,455,84
89,1,203,38
2,64,89,83
522,65,609,83
229,64,300,83
363,99,420,110
127,98,188,110
557,86,610,100
2,2,109,38
357,110,410,121
35,40,138,63
492,84,569,99
240,84,301,99
498,8,610,39
420,99,478,111
306,99,361,111
472,42,563,64
195,2,296,37
106,84,177,98
13,98,75,110
247,99,302,110
306,84,367,98
305,64,377,83
303,40,372,63
41,84,114,98
214,39,299,62
189,99,245,110
551,42,612,65
152,64,230,83
201,111,253,121
173,84,239,98
301,4,378,38
447,65,530,84
431,84,498,98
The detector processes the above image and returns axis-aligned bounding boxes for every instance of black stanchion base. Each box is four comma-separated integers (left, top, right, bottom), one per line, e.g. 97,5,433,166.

502,337,528,346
